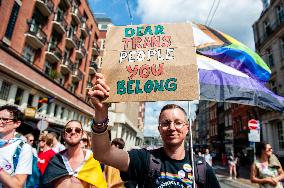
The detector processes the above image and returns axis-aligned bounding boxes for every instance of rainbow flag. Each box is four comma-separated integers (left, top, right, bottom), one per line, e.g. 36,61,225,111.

193,23,284,111
38,96,54,104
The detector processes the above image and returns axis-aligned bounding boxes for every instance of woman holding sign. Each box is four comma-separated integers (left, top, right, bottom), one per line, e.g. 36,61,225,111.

251,142,284,188
88,73,220,188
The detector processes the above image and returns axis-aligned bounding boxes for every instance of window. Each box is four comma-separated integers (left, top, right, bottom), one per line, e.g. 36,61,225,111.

264,21,271,36
281,38,284,58
70,83,77,93
54,104,58,117
59,74,65,86
267,49,274,67
5,2,20,39
23,44,35,63
277,5,284,23
27,94,34,107
46,103,52,115
14,87,24,105
270,80,278,94
99,24,108,31
60,107,65,119
37,97,43,110
277,122,284,149
0,81,11,100
44,61,54,76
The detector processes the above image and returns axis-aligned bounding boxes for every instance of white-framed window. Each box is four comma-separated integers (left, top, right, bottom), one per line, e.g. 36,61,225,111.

44,60,53,75
46,103,52,115
70,83,77,93
0,81,11,101
60,107,65,119
14,87,24,105
23,44,35,63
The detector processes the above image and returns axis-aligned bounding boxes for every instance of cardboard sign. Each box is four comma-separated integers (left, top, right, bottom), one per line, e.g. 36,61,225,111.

101,23,199,102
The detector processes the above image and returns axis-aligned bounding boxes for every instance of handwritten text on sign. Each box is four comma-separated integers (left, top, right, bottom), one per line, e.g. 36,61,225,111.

118,25,176,95
101,23,198,102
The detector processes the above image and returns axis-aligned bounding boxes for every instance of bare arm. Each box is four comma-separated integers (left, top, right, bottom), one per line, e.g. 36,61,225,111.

0,171,28,188
250,163,276,186
89,73,130,172
272,167,284,183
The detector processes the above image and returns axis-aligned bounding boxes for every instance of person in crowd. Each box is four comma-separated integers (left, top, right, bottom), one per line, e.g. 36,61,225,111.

222,153,227,166
80,131,91,149
25,133,38,157
41,120,106,188
88,73,220,187
37,133,56,175
0,105,33,187
228,152,237,179
251,142,284,188
50,132,65,153
198,151,202,157
104,138,125,188
204,148,212,166
235,152,240,178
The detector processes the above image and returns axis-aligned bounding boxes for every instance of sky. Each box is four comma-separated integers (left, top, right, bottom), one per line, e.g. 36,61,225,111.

88,0,264,137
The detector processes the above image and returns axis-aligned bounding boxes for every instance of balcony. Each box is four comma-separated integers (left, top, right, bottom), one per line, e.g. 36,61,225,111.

75,41,86,59
92,42,99,55
71,6,81,25
45,43,62,63
89,61,98,74
60,58,73,74
35,0,54,17
72,68,83,82
52,12,68,34
80,21,89,37
25,21,47,49
65,29,78,49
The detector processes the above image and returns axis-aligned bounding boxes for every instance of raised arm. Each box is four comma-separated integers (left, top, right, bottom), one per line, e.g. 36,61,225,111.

88,73,130,172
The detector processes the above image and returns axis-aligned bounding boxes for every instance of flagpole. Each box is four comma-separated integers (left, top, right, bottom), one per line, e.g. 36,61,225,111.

188,101,195,188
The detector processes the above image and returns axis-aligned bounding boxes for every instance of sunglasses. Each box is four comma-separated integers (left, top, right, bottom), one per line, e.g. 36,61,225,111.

65,127,82,134
266,147,272,152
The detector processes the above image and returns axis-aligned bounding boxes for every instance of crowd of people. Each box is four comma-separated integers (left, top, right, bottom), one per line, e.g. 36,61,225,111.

0,72,284,188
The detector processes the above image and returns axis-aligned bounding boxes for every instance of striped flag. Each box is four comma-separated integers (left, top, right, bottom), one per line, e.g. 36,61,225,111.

193,23,284,111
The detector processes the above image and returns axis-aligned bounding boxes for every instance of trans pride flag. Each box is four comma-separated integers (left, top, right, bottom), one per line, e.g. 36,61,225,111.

193,23,284,112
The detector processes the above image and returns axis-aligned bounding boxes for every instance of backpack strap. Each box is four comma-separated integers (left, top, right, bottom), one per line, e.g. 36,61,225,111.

144,148,162,188
193,154,207,185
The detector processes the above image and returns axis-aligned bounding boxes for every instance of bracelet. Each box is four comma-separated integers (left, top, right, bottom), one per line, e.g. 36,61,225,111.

90,118,109,129
91,126,108,135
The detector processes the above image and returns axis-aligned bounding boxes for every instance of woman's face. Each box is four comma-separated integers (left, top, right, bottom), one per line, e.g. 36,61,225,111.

263,144,273,157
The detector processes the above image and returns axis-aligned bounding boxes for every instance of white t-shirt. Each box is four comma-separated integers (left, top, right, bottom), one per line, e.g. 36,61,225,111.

52,142,66,153
0,140,33,188
204,153,212,166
